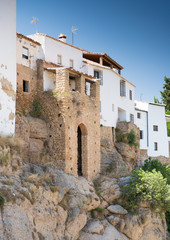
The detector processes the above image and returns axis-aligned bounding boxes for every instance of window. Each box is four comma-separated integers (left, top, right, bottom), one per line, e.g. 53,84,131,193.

120,80,126,96
85,80,91,96
23,80,29,92
130,114,134,123
22,47,29,59
70,59,74,68
137,112,141,119
154,142,158,151
112,104,114,112
57,55,62,65
153,125,158,131
94,70,103,85
140,130,143,139
129,90,132,100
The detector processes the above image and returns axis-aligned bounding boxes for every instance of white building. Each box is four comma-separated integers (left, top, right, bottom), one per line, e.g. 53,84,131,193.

29,33,135,127
0,0,16,136
135,100,169,157
26,32,169,158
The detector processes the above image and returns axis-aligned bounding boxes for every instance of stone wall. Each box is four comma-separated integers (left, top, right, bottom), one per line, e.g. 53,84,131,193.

16,64,38,114
38,65,101,180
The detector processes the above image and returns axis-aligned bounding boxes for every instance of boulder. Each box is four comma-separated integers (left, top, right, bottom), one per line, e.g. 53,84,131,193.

83,220,104,235
95,177,121,204
107,205,128,215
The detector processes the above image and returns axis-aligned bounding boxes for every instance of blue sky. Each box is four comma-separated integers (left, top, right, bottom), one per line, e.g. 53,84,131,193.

17,0,170,102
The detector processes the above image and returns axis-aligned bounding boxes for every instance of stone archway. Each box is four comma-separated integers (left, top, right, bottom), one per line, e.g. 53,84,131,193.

77,124,87,177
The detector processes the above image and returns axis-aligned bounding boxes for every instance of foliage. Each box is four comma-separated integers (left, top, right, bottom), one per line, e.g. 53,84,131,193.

154,96,162,104
142,158,170,185
0,194,5,207
167,122,170,137
166,211,170,232
123,168,170,213
116,129,138,147
30,99,42,118
128,129,137,146
160,76,170,111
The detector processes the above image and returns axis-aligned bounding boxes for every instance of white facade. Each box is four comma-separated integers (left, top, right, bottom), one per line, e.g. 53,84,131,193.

0,0,16,136
135,100,169,157
86,60,135,127
28,33,83,72
16,34,43,70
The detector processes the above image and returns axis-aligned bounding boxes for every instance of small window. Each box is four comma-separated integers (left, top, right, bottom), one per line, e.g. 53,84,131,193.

154,142,158,151
85,80,91,96
137,112,141,119
129,90,132,100
22,47,28,59
130,114,134,123
153,125,158,131
57,55,62,65
23,80,29,92
140,130,143,139
94,70,103,85
70,59,74,68
112,104,114,112
120,80,126,97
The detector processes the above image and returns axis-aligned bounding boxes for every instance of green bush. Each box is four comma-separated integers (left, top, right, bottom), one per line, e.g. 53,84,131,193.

30,99,42,118
123,168,170,213
167,122,170,137
128,129,137,146
142,158,170,185
0,195,5,207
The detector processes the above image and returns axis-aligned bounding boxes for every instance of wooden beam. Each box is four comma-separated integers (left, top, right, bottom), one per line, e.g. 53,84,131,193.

99,57,103,65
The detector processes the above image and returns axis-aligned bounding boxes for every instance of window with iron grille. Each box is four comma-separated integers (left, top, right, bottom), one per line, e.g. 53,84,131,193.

22,46,29,59
120,80,126,96
140,130,143,139
137,112,141,119
153,125,158,131
130,114,134,123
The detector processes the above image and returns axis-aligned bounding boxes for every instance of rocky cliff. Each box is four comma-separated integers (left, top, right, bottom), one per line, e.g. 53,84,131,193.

0,119,168,240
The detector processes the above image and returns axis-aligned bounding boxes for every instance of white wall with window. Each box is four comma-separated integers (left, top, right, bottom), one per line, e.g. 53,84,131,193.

28,33,83,71
87,62,135,127
17,34,43,70
134,101,148,150
0,0,16,136
148,103,169,157
135,100,169,157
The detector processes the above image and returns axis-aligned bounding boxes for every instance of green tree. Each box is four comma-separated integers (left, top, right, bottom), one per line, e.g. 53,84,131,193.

160,76,170,111
154,96,161,104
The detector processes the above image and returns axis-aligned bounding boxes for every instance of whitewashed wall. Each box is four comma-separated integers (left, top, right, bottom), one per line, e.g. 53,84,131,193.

43,71,56,91
0,0,16,136
135,100,169,157
28,33,83,71
16,36,43,70
148,103,169,157
135,100,148,150
87,64,135,127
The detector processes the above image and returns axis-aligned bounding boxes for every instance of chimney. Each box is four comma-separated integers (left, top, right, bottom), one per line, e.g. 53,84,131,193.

58,33,67,43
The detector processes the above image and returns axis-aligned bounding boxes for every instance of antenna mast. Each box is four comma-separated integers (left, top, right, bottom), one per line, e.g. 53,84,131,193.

72,26,78,45
31,17,39,33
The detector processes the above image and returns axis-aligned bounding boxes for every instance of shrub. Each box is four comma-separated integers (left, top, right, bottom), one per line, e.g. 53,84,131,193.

128,129,137,146
0,194,5,207
30,99,42,118
142,158,170,185
123,168,170,213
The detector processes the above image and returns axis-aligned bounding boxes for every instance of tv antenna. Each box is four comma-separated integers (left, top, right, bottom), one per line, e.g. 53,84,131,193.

72,26,78,45
31,17,39,33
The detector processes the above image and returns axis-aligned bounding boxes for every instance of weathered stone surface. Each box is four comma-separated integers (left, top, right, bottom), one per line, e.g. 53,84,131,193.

109,208,166,240
83,220,104,235
79,220,129,240
101,136,114,152
28,117,48,140
95,177,121,204
107,205,128,215
101,147,131,178
66,208,87,239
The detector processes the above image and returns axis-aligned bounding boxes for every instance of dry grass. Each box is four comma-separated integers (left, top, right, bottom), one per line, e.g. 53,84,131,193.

0,136,24,147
